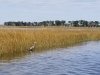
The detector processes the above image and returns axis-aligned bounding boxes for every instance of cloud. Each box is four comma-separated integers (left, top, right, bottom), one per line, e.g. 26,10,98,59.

0,0,23,3
71,0,99,3
0,0,100,24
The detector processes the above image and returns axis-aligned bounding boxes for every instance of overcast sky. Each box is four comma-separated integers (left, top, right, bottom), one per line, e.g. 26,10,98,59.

0,0,100,24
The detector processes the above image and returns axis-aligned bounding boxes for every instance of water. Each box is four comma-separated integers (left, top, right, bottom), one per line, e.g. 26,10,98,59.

0,41,100,75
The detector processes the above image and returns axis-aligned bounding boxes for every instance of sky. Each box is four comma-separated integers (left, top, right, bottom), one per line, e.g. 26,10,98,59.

0,0,100,24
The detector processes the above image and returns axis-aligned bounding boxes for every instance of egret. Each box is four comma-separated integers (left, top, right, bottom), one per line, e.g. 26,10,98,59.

28,42,37,51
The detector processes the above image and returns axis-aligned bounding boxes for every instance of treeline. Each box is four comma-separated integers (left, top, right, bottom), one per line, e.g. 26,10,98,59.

4,20,65,26
4,20,100,27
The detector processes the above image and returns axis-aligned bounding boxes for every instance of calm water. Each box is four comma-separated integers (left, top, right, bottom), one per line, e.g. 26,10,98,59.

0,41,100,75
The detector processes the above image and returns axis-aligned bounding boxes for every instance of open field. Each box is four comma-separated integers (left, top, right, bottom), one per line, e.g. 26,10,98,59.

0,27,100,59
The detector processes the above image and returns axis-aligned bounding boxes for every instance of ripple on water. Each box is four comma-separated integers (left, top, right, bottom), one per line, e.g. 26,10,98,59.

0,41,100,75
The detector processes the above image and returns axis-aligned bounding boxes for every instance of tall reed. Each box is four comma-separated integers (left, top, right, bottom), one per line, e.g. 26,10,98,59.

0,27,100,59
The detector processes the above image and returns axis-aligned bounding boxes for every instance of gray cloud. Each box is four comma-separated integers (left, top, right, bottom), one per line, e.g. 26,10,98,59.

0,0,100,24
71,0,99,2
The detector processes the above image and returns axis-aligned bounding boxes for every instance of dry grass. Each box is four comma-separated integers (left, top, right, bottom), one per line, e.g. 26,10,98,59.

0,27,100,59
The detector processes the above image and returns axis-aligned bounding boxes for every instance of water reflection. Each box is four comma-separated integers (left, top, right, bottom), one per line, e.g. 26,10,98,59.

0,41,100,75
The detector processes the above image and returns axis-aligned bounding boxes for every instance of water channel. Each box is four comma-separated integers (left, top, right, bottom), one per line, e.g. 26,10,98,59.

0,41,100,75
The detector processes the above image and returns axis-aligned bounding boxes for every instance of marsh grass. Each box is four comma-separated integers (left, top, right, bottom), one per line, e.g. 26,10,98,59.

0,27,100,59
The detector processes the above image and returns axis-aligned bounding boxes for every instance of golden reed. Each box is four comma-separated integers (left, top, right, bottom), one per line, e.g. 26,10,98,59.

0,27,100,58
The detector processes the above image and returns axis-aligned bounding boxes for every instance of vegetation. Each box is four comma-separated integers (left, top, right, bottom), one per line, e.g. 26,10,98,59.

4,20,100,27
0,27,100,60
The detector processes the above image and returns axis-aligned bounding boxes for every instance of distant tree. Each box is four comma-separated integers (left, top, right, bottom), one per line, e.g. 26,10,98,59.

68,21,73,26
61,20,66,26
94,21,99,27
73,21,79,27
55,20,61,26
4,20,100,27
82,20,88,27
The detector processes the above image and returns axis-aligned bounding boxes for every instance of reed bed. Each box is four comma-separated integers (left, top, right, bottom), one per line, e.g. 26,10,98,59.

0,27,100,59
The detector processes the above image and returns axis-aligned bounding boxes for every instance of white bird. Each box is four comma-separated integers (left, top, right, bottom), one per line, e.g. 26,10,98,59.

28,42,37,51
